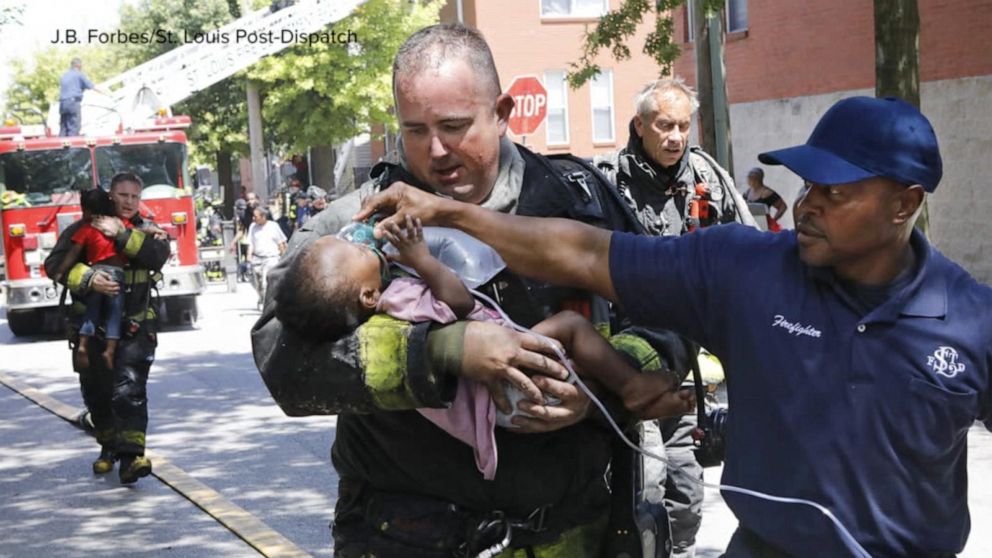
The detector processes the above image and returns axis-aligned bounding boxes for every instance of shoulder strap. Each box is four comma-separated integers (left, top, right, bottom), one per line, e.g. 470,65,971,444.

687,147,759,229
544,153,646,235
369,160,436,196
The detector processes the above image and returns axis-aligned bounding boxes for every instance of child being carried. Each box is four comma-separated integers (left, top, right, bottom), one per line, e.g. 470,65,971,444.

277,215,692,480
54,188,129,370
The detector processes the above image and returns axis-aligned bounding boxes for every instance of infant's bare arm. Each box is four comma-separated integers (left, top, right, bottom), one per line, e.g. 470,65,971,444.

382,215,475,318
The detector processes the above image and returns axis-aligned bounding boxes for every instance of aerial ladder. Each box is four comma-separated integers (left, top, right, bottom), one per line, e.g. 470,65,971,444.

47,0,366,135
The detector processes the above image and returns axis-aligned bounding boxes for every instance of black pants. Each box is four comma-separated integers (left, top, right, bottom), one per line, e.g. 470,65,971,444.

331,477,600,558
76,323,157,456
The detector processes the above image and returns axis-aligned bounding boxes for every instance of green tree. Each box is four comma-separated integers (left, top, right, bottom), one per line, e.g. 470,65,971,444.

566,0,724,88
567,0,732,168
116,0,248,170
248,0,444,152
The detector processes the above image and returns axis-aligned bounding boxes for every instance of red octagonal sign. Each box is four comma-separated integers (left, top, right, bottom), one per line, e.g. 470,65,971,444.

506,76,548,136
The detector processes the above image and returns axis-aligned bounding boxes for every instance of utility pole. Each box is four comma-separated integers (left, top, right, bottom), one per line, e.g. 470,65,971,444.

241,0,266,204
691,0,734,173
246,81,266,203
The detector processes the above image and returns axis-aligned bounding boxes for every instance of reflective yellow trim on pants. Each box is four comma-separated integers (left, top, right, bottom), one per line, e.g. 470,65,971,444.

495,516,608,558
123,269,149,283
120,430,146,447
126,307,157,322
67,263,92,292
358,314,417,410
609,333,661,371
123,229,146,258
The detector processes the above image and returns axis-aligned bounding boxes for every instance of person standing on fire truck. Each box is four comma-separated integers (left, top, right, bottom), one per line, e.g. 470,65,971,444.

58,58,108,137
45,172,170,484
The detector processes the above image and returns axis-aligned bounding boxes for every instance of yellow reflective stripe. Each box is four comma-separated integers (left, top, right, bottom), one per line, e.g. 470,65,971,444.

123,269,149,284
496,515,608,558
609,333,661,371
123,229,145,258
358,314,417,410
120,430,146,447
125,307,156,321
594,321,610,338
66,263,91,292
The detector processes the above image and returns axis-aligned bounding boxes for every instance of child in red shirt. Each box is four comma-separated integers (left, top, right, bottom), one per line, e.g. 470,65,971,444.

55,188,130,369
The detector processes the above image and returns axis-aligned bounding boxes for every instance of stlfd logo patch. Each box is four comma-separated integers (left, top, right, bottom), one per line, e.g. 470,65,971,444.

927,346,966,378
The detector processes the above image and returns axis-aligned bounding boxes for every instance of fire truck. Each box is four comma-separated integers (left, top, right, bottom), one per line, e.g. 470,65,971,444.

0,0,363,336
0,119,203,335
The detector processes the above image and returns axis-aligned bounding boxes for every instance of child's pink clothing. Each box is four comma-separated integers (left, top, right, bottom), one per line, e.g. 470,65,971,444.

377,277,502,480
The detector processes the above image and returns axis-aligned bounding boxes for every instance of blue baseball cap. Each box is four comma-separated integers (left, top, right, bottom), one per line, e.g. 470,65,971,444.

758,96,943,192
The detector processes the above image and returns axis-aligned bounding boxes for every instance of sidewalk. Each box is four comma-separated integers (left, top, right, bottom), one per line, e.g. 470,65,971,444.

0,384,257,558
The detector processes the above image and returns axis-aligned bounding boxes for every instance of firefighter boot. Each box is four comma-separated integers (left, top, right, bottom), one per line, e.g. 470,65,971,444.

92,446,116,475
119,454,152,484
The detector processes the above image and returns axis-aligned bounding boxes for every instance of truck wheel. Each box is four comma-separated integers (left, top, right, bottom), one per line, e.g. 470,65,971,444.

164,296,199,326
6,309,44,336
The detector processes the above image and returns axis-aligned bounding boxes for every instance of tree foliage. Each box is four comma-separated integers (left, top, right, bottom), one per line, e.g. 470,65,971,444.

567,0,724,88
248,0,444,153
2,0,443,164
116,0,247,165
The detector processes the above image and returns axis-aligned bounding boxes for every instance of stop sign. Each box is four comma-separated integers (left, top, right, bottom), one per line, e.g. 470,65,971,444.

506,76,548,136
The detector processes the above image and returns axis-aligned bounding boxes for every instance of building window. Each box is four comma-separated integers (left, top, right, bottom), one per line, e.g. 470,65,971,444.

686,0,747,41
543,70,570,145
726,0,748,32
540,0,607,18
590,70,614,143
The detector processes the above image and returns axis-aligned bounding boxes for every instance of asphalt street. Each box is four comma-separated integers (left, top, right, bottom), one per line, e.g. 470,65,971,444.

1,284,990,557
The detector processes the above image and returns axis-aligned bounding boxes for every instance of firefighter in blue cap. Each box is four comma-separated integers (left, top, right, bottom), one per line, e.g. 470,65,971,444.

359,96,992,558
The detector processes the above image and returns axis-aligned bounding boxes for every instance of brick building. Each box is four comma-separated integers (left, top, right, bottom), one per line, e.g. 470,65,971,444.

437,0,992,282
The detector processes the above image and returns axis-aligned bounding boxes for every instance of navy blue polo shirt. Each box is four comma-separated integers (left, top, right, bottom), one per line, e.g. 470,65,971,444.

59,68,93,101
610,224,992,558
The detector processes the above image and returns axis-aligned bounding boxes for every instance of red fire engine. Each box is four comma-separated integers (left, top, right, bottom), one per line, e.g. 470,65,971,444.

0,119,204,335
0,0,364,336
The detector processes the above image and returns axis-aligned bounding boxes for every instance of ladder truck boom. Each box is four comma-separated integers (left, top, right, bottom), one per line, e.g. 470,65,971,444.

48,0,365,135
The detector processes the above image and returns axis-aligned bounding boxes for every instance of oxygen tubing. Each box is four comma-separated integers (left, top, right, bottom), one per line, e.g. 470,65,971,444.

470,289,873,558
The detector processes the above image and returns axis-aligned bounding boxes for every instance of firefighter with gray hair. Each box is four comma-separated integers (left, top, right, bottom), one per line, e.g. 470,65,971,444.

595,77,756,558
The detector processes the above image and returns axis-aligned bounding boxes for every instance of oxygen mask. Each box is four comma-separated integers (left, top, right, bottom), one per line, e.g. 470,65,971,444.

336,214,384,249
338,214,391,286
